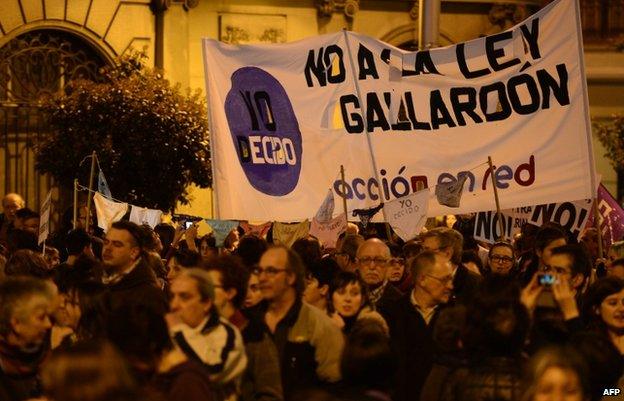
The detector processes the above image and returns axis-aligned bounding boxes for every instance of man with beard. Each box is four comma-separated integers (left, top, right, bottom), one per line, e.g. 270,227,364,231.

101,221,167,314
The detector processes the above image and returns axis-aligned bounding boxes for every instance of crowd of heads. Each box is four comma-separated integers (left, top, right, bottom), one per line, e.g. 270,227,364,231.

0,191,623,401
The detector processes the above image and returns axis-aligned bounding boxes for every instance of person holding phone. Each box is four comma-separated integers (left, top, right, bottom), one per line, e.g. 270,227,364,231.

521,244,591,351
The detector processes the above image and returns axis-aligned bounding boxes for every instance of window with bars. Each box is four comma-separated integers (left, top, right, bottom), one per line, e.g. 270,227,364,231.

581,0,624,42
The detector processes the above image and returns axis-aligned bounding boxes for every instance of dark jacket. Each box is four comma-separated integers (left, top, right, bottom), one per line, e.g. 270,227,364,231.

452,264,482,305
420,354,467,401
387,294,442,401
151,360,215,401
232,310,283,401
106,258,168,315
440,357,524,401
375,283,403,322
0,336,50,401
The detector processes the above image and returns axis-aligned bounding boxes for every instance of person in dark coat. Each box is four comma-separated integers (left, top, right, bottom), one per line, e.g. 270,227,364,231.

105,303,215,401
440,277,529,401
0,277,54,401
387,251,454,401
420,227,482,304
205,255,283,401
0,193,24,247
355,239,403,322
101,221,167,315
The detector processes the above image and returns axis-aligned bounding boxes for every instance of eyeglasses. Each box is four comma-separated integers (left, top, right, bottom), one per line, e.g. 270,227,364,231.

357,257,389,265
252,266,289,277
426,273,453,285
490,255,514,264
542,265,570,275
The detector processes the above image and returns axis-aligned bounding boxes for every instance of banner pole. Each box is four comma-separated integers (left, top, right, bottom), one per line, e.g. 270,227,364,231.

73,178,78,229
340,165,349,226
202,41,220,220
342,30,389,226
593,198,604,259
85,151,97,233
488,156,505,240
573,0,598,202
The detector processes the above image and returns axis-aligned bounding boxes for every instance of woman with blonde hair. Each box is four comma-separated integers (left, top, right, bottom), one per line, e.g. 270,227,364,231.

522,346,589,401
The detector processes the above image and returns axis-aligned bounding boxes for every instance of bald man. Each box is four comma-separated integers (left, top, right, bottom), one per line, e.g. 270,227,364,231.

0,193,24,244
356,238,403,321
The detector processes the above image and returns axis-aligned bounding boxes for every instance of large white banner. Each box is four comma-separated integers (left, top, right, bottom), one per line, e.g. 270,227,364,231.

202,0,595,221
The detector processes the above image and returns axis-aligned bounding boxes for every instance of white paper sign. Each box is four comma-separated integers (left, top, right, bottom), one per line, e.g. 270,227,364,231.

384,189,430,241
38,190,52,245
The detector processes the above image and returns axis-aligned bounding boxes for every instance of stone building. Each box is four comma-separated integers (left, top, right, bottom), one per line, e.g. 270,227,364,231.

0,0,622,220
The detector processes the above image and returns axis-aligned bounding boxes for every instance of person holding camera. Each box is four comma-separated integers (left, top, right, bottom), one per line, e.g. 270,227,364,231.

520,244,591,352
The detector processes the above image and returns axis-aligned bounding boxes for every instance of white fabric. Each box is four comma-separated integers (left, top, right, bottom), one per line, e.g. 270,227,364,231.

315,189,335,222
93,192,128,232
129,206,163,228
172,317,247,385
38,190,52,245
202,0,595,221
384,189,429,242
309,213,347,249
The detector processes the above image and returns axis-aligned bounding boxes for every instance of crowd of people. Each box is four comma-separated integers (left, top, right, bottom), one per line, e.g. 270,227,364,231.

0,191,623,401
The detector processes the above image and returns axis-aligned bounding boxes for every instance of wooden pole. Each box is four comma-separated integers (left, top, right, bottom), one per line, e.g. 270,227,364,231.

340,165,349,226
85,151,97,233
73,178,78,229
488,156,505,240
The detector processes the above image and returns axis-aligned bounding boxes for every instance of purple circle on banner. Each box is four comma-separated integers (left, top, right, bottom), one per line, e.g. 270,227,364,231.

224,67,302,196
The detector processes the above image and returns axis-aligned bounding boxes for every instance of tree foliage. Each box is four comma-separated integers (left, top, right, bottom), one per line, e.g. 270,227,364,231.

594,116,624,173
36,53,211,210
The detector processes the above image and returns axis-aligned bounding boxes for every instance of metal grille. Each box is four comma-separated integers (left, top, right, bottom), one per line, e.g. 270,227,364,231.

0,29,107,223
581,0,624,41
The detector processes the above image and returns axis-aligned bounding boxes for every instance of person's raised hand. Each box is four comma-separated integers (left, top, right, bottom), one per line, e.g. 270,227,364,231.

521,272,543,315
552,275,579,320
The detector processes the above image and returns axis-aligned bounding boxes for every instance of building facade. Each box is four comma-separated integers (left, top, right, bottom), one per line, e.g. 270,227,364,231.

0,0,622,219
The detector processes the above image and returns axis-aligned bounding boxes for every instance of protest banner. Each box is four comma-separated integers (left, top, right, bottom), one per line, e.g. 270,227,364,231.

474,199,592,243
203,0,595,221
38,190,52,246
588,184,624,247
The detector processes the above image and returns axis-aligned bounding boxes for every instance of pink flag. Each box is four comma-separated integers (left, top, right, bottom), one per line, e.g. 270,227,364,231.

588,184,624,248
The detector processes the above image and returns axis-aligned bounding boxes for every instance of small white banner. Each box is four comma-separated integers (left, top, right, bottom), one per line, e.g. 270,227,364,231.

384,189,430,242
38,190,52,245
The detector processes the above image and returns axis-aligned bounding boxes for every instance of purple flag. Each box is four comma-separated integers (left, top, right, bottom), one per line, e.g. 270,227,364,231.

588,184,624,248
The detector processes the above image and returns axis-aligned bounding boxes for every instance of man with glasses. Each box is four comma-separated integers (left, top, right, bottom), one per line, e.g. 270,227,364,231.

254,245,343,400
521,243,590,350
387,250,454,401
355,238,403,321
420,227,481,304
